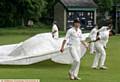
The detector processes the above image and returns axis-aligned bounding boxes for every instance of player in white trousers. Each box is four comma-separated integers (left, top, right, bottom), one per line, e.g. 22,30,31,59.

90,24,112,69
60,19,88,80
89,25,98,54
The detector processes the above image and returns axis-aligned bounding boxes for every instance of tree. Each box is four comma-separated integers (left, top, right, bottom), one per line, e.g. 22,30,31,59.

94,0,113,19
113,0,120,5
0,0,16,27
15,0,47,26
40,0,57,24
0,0,47,27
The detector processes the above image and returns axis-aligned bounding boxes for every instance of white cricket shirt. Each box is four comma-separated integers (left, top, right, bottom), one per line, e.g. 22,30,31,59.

98,29,110,47
89,28,98,40
64,27,84,46
52,24,59,39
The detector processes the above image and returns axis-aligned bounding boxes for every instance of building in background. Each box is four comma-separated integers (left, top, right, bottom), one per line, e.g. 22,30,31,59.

112,4,120,34
54,0,97,31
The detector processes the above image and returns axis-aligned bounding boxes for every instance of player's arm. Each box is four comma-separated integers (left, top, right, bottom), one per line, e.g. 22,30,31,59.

89,32,100,43
60,30,70,53
81,41,88,49
52,30,57,38
89,37,100,43
79,32,88,49
52,30,57,34
60,40,66,53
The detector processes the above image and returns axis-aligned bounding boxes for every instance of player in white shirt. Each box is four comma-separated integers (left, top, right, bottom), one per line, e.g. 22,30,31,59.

89,25,98,54
89,24,112,70
60,19,88,80
52,21,59,39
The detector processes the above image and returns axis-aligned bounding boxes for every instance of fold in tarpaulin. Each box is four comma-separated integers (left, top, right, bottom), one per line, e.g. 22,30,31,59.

0,33,89,65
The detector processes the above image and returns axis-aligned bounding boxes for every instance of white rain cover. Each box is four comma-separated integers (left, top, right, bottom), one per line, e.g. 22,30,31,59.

0,33,89,64
8,33,57,57
0,43,23,60
51,43,87,64
0,33,58,63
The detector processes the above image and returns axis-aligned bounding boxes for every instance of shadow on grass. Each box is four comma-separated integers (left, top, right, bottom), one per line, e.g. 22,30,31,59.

0,60,69,69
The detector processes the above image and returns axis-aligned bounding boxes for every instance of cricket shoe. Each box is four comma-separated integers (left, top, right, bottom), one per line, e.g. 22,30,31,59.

68,72,74,80
91,66,98,69
74,76,81,80
99,66,108,70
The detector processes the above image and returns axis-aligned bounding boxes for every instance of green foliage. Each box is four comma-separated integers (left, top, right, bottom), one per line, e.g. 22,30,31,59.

113,0,120,5
94,0,113,11
40,0,57,24
0,0,58,27
0,0,47,27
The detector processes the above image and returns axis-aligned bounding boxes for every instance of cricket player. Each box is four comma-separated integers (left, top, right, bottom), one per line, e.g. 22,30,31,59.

89,25,98,54
90,23,112,69
60,19,88,80
52,21,59,39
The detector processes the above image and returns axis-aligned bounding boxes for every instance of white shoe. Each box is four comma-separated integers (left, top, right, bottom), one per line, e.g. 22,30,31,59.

68,72,74,80
99,66,108,70
91,66,98,69
74,76,81,80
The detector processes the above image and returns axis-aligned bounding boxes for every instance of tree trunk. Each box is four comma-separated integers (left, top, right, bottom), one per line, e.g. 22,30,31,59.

22,17,25,26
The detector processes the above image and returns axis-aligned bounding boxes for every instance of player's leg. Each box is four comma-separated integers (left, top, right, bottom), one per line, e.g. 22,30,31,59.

73,46,81,80
69,46,80,80
92,43,101,69
90,42,95,54
92,51,101,69
99,47,107,69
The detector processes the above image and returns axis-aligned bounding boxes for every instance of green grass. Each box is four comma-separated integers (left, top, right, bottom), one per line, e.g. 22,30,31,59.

0,27,65,39
0,27,51,35
0,28,119,82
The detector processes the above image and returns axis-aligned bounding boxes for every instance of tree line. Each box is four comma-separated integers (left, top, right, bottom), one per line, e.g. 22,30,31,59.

0,0,120,27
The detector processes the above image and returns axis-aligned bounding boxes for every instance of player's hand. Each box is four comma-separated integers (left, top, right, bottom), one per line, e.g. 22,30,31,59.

60,48,64,53
52,35,54,38
86,46,89,49
88,41,92,43
104,46,107,49
85,43,89,50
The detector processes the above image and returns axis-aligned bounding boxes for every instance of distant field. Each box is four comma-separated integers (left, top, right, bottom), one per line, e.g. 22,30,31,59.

0,27,51,35
0,28,119,82
0,27,65,44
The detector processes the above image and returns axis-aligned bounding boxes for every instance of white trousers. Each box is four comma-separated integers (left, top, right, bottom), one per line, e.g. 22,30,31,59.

69,45,81,77
89,42,95,54
92,42,106,67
